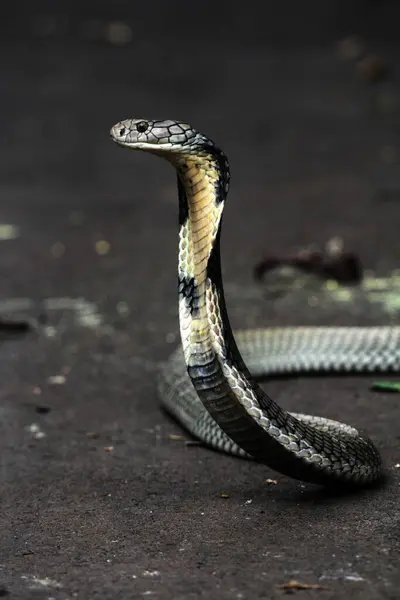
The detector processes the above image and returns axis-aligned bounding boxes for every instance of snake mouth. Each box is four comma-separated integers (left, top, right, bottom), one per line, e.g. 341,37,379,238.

113,141,175,154
109,129,174,153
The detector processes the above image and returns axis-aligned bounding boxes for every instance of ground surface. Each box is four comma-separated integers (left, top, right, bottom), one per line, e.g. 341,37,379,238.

1,2,400,599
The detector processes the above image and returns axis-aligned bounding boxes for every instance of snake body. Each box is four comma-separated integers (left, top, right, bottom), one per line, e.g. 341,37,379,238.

110,118,400,487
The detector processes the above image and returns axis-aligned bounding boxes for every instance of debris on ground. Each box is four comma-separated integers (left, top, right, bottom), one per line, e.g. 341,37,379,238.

47,374,67,385
35,405,50,414
254,238,363,285
371,381,400,393
95,239,111,255
357,55,389,84
337,35,390,84
277,580,330,592
25,423,46,440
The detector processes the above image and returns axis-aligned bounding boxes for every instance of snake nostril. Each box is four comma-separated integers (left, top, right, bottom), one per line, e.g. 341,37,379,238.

119,127,126,136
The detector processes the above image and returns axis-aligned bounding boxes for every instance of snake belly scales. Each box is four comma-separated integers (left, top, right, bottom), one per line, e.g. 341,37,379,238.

110,118,400,488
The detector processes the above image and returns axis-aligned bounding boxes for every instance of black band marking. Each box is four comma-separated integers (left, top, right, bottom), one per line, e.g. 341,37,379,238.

197,141,230,204
178,275,201,318
177,175,189,226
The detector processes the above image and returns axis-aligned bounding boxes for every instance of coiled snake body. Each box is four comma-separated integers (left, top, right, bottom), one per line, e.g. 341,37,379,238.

110,118,400,487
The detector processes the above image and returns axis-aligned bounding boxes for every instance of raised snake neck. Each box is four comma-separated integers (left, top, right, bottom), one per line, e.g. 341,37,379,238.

110,118,400,488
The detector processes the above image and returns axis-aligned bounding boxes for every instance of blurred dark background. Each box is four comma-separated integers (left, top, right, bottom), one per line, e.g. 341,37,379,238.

2,0,400,211
1,2,400,599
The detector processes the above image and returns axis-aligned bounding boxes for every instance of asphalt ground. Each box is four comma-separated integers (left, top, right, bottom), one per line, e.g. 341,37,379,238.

1,2,400,598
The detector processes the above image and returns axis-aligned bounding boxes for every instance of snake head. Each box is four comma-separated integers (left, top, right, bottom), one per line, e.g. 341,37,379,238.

110,119,199,154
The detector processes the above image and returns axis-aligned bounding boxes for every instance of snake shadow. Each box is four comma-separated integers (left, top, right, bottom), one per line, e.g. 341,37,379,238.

160,364,396,505
160,407,389,507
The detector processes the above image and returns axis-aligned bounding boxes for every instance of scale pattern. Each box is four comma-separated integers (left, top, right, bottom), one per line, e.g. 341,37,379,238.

110,117,400,487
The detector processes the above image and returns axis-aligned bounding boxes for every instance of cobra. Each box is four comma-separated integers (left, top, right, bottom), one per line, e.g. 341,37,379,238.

110,118,400,487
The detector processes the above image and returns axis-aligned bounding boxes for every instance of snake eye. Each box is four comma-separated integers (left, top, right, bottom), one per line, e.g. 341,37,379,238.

136,121,148,134
119,127,126,136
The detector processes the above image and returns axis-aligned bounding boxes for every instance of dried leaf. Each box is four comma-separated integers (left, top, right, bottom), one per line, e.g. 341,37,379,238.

277,580,329,591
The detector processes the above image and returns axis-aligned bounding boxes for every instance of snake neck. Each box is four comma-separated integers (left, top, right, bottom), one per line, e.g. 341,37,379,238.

172,149,231,365
173,146,257,407
173,147,277,459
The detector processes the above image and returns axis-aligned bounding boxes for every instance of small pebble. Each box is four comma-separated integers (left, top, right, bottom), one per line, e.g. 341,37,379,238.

43,326,57,338
26,423,46,439
326,236,344,256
